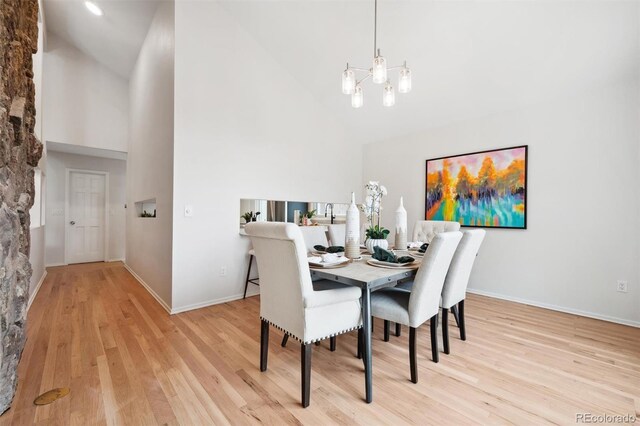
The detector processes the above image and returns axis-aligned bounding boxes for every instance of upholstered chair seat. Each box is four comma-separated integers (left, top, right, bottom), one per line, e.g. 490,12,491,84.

370,231,462,383
412,220,461,243
245,222,362,407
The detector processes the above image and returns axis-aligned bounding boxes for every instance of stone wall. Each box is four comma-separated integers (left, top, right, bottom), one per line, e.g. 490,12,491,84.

0,0,42,414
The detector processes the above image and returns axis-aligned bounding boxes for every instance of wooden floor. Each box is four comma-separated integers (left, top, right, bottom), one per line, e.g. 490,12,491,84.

1,262,639,425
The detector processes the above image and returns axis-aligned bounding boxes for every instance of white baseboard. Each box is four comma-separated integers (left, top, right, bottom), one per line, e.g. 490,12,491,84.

45,262,66,267
108,258,125,263
123,263,172,314
171,288,259,314
467,288,640,328
27,271,47,311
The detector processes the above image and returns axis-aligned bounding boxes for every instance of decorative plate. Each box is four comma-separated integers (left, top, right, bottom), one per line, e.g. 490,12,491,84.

366,259,419,269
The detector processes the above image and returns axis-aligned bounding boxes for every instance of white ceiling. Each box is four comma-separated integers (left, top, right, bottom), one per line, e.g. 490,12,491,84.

220,0,639,143
42,1,638,144
43,0,160,78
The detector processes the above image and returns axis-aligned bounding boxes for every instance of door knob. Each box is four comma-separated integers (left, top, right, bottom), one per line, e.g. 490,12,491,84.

70,221,76,225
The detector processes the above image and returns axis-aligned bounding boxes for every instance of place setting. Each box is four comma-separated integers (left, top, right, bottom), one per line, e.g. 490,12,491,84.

366,246,420,269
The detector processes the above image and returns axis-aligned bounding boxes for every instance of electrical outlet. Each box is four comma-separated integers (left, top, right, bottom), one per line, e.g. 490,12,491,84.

616,280,628,293
184,205,193,217
219,266,227,276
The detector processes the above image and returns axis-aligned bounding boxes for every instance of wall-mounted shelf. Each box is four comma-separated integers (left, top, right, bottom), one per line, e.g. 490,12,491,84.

135,198,156,218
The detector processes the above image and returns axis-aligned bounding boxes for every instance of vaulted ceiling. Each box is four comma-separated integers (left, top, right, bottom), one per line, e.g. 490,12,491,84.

220,0,639,143
43,0,159,78
42,0,639,144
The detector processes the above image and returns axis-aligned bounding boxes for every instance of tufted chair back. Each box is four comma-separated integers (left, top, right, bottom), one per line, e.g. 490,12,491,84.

412,220,461,243
407,231,462,327
327,224,346,246
441,230,486,309
298,226,329,252
245,222,314,339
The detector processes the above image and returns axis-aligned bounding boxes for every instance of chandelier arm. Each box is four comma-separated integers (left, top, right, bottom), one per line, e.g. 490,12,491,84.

387,65,405,71
351,67,372,73
356,74,372,86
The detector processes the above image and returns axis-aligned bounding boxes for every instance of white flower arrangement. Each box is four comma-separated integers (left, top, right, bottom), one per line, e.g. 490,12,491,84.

360,181,389,240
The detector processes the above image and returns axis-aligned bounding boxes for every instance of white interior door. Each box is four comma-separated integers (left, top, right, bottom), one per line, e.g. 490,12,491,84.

67,171,106,264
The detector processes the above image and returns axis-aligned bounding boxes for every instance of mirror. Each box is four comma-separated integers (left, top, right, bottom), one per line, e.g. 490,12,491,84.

240,199,350,232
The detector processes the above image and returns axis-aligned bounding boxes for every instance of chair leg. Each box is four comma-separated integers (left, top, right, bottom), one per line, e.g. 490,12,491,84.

442,308,450,355
330,336,336,352
430,313,439,363
395,323,401,337
459,300,466,341
409,327,418,383
383,320,390,342
301,343,312,408
243,254,254,299
260,319,269,372
451,304,460,328
281,334,288,347
357,328,363,359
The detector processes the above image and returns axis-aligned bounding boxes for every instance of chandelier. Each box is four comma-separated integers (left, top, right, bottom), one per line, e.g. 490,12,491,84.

341,0,411,108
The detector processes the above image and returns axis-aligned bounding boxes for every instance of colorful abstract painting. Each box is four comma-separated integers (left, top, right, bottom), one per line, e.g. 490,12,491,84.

426,146,527,229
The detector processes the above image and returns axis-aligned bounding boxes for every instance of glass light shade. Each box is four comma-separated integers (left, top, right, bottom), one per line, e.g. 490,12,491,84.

342,68,355,95
398,66,412,93
383,81,395,107
372,55,387,84
352,85,363,108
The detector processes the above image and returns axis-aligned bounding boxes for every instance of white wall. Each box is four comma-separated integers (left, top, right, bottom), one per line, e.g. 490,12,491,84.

172,1,362,312
43,33,128,153
363,79,640,325
44,151,126,265
29,13,46,306
126,1,174,311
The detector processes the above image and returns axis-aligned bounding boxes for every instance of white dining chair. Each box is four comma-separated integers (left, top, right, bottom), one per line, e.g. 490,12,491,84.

327,223,346,246
441,229,485,354
245,222,363,407
298,226,329,252
412,220,461,243
370,231,462,383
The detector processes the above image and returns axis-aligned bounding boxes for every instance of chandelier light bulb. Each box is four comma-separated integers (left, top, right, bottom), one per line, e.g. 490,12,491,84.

372,50,387,84
352,85,364,108
342,66,356,95
383,81,395,107
399,64,411,93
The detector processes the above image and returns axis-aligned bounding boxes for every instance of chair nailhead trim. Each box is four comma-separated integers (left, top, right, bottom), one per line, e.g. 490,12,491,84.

260,317,362,345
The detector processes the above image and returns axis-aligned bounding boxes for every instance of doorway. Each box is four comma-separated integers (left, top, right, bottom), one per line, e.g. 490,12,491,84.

65,169,109,264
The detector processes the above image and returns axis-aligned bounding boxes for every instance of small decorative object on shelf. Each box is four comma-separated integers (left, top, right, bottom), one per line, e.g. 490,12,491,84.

395,196,407,250
301,209,316,226
345,192,361,259
241,211,253,224
140,209,156,218
361,181,390,253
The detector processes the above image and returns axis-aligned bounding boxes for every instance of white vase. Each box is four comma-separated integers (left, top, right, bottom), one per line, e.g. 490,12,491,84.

366,238,388,254
345,192,361,259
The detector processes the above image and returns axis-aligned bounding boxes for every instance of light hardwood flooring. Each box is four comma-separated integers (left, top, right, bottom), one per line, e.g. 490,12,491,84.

1,261,639,425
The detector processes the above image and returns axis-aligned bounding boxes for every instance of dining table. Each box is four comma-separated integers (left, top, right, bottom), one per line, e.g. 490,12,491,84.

309,255,418,403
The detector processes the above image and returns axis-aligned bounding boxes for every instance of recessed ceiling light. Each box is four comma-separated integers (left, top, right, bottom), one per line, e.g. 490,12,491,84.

84,1,103,16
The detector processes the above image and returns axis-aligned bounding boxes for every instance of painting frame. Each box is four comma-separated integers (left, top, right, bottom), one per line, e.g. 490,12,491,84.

425,145,528,229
